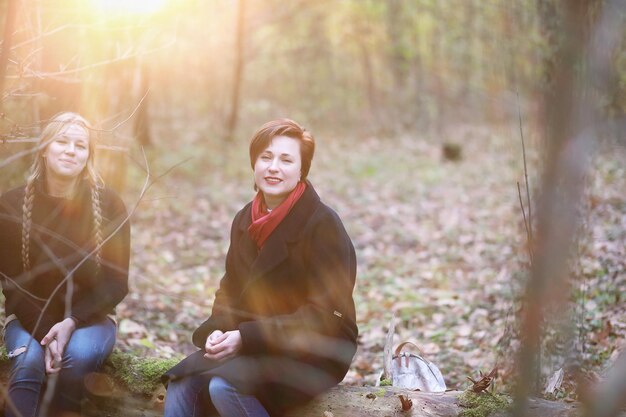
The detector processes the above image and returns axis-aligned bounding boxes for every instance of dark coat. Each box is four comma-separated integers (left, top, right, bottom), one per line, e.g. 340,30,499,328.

0,180,130,340
164,183,358,416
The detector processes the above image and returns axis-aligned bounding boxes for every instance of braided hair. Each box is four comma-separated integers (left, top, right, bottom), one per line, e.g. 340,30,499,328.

21,112,104,272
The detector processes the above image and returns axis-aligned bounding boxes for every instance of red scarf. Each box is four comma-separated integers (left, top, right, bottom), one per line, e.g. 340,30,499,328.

248,181,307,248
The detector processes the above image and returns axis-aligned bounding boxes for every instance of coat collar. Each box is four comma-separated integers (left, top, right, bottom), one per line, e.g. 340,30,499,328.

34,176,90,204
237,181,320,280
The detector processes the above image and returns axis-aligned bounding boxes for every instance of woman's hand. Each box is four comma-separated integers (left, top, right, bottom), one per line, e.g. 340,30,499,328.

44,339,62,374
204,330,224,352
204,330,242,362
41,317,77,365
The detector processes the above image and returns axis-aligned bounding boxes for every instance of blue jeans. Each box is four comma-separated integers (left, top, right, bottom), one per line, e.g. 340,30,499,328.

165,374,270,417
3,318,116,417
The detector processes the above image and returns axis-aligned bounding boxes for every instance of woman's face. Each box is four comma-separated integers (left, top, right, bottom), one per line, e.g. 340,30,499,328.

43,123,90,182
254,135,302,209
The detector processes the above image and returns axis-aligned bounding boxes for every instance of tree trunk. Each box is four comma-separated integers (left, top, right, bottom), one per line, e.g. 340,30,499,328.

224,0,246,143
430,1,447,136
514,1,620,416
386,0,407,92
133,61,152,147
0,0,19,116
358,38,380,130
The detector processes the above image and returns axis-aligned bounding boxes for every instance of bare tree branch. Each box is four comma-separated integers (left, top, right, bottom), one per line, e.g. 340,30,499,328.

5,39,175,81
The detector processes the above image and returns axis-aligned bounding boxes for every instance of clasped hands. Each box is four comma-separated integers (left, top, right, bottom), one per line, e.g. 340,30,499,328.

40,317,77,375
204,330,242,362
39,322,239,372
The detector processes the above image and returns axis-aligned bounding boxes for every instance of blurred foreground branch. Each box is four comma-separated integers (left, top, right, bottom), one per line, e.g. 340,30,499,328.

513,0,625,416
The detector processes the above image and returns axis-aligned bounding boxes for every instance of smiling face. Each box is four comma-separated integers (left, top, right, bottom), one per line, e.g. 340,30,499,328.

43,123,90,182
253,135,302,209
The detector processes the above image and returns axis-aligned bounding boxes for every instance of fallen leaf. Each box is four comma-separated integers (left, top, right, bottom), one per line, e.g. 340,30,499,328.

398,394,413,411
467,367,498,393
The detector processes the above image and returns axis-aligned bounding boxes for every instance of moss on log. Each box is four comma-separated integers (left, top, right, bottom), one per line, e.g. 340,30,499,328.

457,390,511,417
0,348,175,417
104,351,179,395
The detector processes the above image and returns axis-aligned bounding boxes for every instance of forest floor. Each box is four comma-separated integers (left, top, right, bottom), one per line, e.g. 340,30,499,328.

115,122,624,397
9,123,624,399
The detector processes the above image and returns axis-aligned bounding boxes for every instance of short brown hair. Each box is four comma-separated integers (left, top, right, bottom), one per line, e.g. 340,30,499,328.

249,119,315,181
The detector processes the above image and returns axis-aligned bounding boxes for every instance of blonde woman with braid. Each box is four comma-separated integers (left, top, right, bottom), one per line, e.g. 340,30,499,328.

0,112,130,417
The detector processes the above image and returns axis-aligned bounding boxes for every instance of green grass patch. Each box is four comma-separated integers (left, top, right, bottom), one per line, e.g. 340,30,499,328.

457,390,510,417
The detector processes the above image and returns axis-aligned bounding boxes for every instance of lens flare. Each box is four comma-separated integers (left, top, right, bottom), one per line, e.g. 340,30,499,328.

91,0,167,16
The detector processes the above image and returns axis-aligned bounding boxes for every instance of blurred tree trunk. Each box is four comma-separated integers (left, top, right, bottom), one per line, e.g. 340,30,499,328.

459,0,476,106
224,0,246,142
386,0,418,130
406,0,424,129
514,1,612,415
536,0,560,89
0,0,18,116
38,5,82,120
503,2,519,89
30,2,43,124
358,38,380,130
352,6,381,131
534,0,561,145
386,0,407,92
431,1,447,136
133,61,152,147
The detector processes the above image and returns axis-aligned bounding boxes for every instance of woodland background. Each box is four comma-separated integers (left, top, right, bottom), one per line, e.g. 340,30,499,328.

0,0,625,409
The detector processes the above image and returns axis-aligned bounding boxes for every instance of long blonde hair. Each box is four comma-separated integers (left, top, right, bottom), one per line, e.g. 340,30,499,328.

21,112,104,271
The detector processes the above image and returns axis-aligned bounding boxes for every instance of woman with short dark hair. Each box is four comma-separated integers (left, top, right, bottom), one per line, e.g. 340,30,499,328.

164,118,358,417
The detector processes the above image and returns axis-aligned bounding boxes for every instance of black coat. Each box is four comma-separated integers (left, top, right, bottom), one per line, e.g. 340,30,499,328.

0,180,130,340
164,183,358,416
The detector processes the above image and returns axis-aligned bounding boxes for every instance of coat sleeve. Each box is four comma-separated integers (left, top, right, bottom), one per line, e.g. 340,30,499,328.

237,210,358,359
70,189,130,325
192,210,246,347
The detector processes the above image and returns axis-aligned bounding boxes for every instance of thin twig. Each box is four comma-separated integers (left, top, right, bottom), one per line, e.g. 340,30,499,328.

0,271,47,301
0,137,38,143
580,267,587,354
21,149,187,361
0,90,147,168
27,149,148,339
0,140,46,169
7,22,148,51
99,88,150,133
27,149,192,345
517,181,534,265
19,150,153,415
517,92,533,246
6,40,175,80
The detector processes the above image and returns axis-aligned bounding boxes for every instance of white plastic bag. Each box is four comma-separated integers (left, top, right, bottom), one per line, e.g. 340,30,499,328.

389,341,447,392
